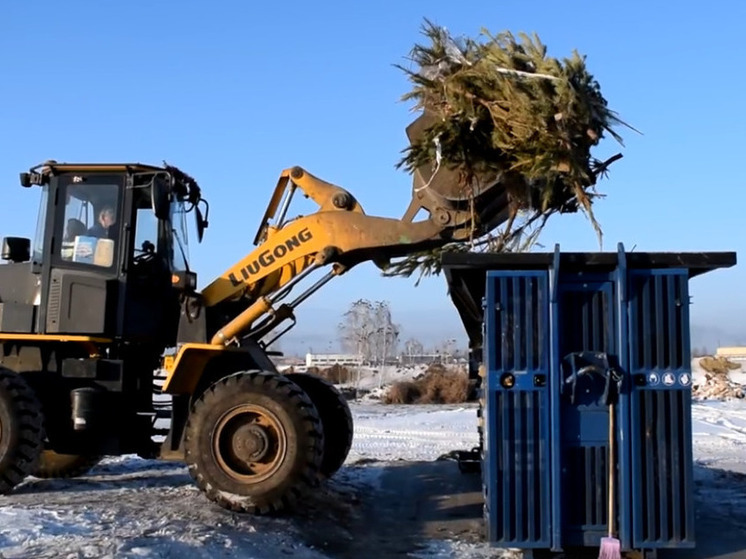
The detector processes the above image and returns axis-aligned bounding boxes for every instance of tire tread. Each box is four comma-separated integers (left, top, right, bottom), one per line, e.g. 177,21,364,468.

284,373,353,478
184,370,323,514
0,368,44,494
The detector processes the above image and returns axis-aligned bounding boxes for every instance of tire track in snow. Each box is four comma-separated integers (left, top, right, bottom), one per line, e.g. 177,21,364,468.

348,411,479,462
353,427,471,439
692,402,746,444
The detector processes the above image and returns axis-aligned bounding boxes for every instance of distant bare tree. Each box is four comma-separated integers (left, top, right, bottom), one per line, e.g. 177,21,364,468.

338,299,376,363
435,338,459,364
370,301,400,368
338,300,400,377
402,338,425,364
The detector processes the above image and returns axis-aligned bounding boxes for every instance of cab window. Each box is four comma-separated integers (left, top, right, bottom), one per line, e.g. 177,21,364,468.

59,180,119,268
32,185,49,265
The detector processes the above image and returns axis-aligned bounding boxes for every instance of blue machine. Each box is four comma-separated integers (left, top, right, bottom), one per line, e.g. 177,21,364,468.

442,243,736,557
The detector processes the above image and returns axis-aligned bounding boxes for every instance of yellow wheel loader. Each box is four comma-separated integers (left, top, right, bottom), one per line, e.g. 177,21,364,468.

0,121,510,512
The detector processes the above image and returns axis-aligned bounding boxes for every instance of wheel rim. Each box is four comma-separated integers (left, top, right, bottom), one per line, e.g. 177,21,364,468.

211,404,288,483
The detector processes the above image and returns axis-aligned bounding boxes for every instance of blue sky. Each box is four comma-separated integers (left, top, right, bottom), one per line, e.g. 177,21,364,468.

2,1,744,354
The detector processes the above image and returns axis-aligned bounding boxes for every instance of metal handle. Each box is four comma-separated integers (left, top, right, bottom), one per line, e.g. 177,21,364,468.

608,400,617,538
562,352,622,406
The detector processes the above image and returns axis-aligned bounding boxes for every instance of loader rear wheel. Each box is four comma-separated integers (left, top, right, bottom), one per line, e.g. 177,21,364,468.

32,451,101,479
0,368,44,493
284,373,353,478
184,370,324,514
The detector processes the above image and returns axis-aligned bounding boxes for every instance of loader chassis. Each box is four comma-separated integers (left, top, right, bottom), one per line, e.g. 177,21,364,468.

0,154,509,513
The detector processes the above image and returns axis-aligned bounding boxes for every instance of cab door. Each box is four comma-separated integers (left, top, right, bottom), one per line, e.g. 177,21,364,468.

119,186,179,344
42,174,124,335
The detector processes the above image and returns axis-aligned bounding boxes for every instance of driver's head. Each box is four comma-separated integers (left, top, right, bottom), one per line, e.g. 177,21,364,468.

99,207,116,228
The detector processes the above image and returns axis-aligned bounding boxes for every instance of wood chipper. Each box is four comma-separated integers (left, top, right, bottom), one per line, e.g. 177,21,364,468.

442,244,737,558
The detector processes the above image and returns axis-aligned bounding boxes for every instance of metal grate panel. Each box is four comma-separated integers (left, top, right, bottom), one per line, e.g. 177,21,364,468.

557,281,616,546
565,445,608,529
484,271,550,547
633,389,694,546
630,273,687,371
560,287,613,354
491,274,546,372
488,389,550,545
628,269,694,548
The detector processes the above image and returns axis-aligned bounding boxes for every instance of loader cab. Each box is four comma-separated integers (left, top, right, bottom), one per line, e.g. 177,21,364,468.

14,162,207,346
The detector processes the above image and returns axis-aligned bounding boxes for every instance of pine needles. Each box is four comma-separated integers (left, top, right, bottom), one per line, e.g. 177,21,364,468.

385,20,634,283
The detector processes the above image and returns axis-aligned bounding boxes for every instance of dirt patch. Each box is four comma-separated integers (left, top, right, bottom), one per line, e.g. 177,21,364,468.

293,460,487,558
384,365,469,404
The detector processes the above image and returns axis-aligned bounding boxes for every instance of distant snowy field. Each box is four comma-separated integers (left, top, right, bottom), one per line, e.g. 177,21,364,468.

0,361,744,558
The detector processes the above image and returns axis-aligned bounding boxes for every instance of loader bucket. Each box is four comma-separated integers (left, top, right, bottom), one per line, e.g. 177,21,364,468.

405,111,511,237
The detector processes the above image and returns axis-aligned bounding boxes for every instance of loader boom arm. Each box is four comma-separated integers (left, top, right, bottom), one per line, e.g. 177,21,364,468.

201,166,506,346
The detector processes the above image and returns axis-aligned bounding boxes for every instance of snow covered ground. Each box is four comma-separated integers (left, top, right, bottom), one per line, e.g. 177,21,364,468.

692,400,746,475
0,403,482,559
0,365,744,558
348,403,478,463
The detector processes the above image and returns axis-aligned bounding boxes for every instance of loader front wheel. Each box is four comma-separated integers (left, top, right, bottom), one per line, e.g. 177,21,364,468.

184,371,324,514
0,368,44,493
33,451,102,479
284,373,353,478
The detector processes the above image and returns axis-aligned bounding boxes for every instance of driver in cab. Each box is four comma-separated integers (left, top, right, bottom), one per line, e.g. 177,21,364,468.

82,206,117,267
87,206,117,239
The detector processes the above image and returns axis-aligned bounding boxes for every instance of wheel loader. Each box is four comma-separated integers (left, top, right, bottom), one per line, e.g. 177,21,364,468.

0,121,509,512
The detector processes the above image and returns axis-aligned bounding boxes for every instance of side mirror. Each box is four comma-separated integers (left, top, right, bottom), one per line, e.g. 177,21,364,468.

151,175,171,220
195,200,209,243
1,237,31,263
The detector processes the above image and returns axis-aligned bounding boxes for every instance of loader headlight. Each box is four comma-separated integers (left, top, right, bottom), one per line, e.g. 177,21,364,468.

172,271,197,291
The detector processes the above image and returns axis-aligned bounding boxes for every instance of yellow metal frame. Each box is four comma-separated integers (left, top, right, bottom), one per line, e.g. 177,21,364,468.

0,334,112,343
0,333,112,357
196,164,487,348
252,166,365,247
38,162,165,175
161,343,251,394
202,166,367,308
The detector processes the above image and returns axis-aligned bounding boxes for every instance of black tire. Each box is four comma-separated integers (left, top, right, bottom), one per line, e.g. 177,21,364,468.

0,368,44,493
284,373,353,478
184,370,324,514
33,451,101,479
